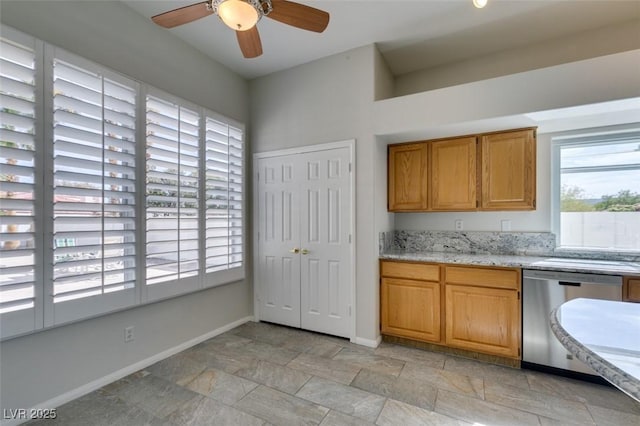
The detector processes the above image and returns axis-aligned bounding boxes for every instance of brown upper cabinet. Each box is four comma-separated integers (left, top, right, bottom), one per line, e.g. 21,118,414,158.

430,137,477,211
388,142,429,211
481,129,536,210
387,127,536,212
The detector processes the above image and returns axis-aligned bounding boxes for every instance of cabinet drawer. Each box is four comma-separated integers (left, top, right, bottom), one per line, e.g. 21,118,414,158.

445,266,519,290
381,261,440,281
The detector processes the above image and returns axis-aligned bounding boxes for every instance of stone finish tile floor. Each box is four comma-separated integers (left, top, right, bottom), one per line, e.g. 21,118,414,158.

27,321,640,425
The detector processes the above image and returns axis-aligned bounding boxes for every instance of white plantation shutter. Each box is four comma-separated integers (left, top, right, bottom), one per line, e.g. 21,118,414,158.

0,26,246,338
145,94,200,299
0,31,41,337
205,117,244,284
50,54,137,324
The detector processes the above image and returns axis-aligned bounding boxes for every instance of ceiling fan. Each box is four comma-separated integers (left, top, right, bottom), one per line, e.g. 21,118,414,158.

151,0,330,59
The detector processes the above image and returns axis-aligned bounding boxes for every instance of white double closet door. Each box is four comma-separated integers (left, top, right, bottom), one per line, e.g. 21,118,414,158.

256,143,353,338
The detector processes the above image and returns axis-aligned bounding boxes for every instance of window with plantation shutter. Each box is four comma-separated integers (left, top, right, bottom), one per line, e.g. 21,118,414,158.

145,94,200,299
0,31,41,338
205,117,244,284
50,54,137,324
0,26,246,339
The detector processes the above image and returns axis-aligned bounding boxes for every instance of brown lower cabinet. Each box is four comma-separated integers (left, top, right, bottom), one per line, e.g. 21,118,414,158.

624,277,640,302
380,260,521,359
380,261,441,342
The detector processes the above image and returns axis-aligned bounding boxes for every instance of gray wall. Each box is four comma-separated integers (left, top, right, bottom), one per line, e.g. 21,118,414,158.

250,45,385,343
251,44,640,347
394,19,640,97
0,0,252,412
2,0,640,414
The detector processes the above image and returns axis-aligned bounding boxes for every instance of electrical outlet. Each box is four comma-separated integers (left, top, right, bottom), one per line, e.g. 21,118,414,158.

455,219,463,231
501,220,512,232
124,326,135,343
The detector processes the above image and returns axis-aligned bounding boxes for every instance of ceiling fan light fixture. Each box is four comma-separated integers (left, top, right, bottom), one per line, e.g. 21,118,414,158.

214,0,270,31
473,0,488,8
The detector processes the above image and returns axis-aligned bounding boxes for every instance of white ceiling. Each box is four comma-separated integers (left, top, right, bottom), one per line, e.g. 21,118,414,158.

122,0,640,80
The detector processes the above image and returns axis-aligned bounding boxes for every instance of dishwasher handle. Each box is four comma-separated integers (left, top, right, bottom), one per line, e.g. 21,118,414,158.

558,281,581,287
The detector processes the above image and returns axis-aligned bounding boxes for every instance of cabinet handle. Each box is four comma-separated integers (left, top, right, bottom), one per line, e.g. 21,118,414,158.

289,248,300,254
301,249,309,255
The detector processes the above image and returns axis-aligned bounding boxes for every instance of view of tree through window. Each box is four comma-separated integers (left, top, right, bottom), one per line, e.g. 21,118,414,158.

559,133,640,250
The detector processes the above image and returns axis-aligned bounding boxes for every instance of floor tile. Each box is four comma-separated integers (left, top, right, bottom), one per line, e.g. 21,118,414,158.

435,389,541,426
279,333,344,358
146,352,207,386
288,352,362,385
100,370,150,395
526,371,640,415
198,332,253,349
333,348,405,377
110,374,199,418
166,395,265,426
374,344,446,369
184,367,258,404
484,380,595,425
184,344,256,374
32,322,640,426
27,390,158,426
296,376,386,422
399,361,484,399
230,321,296,346
444,356,530,390
234,385,329,425
319,410,375,426
351,368,438,411
235,359,312,394
214,340,300,366
587,404,640,426
376,399,468,426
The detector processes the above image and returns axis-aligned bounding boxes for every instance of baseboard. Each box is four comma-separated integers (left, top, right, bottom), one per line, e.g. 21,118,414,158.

1,315,254,426
351,335,382,348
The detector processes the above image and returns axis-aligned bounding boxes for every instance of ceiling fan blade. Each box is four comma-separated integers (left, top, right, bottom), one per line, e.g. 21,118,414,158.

151,2,213,28
237,26,263,58
268,0,330,33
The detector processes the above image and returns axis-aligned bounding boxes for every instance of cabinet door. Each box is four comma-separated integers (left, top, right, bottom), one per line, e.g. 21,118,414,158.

388,143,428,211
624,277,640,302
430,137,477,210
481,129,536,210
381,277,441,343
445,284,520,358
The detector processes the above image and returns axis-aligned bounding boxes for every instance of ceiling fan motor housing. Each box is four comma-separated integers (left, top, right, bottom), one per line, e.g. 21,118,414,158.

210,0,274,22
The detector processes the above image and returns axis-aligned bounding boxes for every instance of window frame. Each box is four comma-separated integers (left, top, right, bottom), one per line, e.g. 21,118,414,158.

551,123,640,253
0,26,44,338
43,45,141,327
0,26,246,340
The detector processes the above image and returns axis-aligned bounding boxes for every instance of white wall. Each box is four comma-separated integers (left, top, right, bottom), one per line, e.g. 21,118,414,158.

375,50,640,234
0,0,248,122
250,45,383,343
250,44,640,344
3,0,640,413
395,19,640,97
0,0,252,413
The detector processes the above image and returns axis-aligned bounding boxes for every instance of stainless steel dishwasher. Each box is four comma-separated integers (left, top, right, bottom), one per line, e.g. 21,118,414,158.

522,269,622,376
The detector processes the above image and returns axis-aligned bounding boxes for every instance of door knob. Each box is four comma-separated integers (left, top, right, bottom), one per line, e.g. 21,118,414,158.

301,249,309,255
289,248,300,254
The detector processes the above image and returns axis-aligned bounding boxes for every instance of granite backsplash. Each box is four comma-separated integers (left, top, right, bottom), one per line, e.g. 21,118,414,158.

379,230,640,262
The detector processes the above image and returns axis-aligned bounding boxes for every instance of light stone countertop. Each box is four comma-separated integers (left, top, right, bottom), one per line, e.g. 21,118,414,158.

379,250,640,276
550,298,640,402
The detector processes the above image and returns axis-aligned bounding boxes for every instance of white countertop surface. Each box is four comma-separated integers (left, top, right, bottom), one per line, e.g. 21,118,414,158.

550,298,640,401
380,251,640,276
